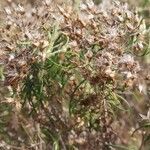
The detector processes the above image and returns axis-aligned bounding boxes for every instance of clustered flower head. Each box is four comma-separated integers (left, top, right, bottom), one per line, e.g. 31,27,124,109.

56,0,147,89
0,0,147,91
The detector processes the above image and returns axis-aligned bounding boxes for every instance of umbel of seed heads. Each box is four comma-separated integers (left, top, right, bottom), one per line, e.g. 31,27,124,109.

1,0,146,91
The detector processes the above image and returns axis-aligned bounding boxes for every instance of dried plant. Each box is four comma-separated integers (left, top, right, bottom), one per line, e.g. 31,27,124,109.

0,0,149,149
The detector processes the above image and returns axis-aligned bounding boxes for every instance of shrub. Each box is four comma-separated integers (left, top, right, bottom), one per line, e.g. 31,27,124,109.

0,0,149,149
